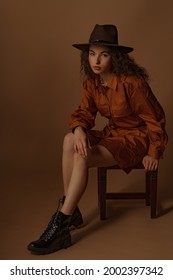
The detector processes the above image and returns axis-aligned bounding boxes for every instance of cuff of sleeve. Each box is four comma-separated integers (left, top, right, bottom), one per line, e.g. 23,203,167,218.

72,126,87,133
147,144,162,159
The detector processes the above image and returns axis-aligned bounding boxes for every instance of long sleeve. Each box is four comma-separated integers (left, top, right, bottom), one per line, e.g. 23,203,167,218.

125,76,168,159
68,80,98,131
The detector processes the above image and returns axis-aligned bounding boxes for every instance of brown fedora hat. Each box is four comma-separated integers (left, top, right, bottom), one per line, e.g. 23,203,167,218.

73,24,133,53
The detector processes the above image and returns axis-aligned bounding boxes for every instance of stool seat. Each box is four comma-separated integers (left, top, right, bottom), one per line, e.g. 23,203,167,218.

97,163,158,220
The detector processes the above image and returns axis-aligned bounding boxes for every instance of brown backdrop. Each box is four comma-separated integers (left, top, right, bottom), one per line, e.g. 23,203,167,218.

1,0,173,258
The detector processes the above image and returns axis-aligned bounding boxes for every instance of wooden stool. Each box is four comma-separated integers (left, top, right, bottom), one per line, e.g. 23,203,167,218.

97,163,158,220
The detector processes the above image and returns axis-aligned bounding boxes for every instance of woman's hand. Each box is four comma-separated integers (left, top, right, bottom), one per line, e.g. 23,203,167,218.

142,155,159,171
73,126,90,157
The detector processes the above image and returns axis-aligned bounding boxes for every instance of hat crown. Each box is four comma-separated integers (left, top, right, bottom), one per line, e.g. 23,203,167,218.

89,24,118,44
72,24,133,53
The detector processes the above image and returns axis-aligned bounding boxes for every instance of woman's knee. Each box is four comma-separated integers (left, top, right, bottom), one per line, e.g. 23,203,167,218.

72,148,95,168
73,152,88,167
63,132,74,152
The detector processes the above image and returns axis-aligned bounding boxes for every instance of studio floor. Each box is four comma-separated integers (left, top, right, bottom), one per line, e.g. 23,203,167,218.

1,168,173,260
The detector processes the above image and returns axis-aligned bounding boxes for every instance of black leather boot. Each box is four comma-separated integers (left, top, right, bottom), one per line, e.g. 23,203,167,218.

27,211,71,254
60,196,83,228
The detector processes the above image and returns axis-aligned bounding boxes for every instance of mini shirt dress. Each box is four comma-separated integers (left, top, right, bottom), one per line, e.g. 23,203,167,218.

68,74,168,170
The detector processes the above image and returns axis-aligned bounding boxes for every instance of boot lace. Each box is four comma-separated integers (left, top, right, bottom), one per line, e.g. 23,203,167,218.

39,199,63,242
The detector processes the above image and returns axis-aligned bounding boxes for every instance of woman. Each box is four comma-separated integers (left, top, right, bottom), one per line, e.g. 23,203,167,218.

27,24,168,254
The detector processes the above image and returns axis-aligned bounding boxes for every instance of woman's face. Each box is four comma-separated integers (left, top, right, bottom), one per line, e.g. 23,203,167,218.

88,45,112,76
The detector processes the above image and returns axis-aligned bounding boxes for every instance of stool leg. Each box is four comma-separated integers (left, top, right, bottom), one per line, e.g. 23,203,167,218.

150,170,158,218
146,171,151,206
98,167,107,220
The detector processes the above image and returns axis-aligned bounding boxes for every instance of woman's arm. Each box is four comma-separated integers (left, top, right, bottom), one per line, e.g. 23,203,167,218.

126,76,168,170
69,80,98,132
68,80,97,157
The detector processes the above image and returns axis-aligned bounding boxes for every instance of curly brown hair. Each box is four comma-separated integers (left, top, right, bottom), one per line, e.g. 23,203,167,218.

80,47,149,81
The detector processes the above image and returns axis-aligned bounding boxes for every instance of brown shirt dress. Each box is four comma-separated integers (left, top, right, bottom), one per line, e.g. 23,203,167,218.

68,74,168,170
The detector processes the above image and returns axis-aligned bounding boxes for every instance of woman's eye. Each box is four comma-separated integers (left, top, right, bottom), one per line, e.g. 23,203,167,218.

102,53,109,57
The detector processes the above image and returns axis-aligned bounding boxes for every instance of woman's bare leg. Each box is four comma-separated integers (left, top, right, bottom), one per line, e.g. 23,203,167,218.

62,133,75,195
61,135,117,215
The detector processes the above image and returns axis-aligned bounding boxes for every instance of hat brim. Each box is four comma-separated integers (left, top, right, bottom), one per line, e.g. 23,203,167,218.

72,43,133,53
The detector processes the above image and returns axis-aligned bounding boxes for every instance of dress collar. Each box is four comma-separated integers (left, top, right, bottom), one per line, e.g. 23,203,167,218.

95,73,118,91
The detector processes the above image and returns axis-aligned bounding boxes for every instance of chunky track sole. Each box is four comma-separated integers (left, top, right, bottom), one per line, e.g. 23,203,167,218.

27,236,71,255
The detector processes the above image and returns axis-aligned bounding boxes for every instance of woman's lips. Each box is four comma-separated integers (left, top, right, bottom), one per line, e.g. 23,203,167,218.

93,66,101,70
